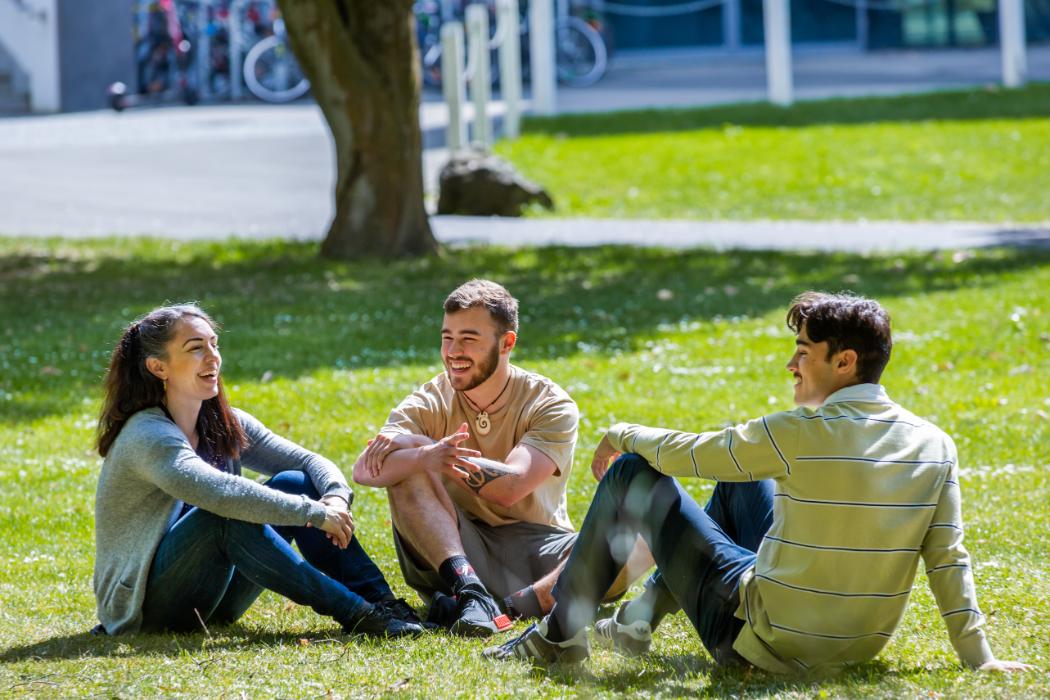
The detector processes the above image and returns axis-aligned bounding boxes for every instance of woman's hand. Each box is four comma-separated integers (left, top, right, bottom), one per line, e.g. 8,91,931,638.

314,501,355,549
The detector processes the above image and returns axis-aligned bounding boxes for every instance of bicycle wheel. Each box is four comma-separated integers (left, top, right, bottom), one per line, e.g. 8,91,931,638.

243,35,310,103
555,17,607,88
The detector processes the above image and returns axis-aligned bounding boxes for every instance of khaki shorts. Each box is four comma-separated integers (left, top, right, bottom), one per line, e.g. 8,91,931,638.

393,505,577,605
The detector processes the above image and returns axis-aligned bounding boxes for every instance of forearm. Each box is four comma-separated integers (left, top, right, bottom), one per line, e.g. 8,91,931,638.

156,454,327,526
447,456,532,508
353,446,427,487
608,416,792,482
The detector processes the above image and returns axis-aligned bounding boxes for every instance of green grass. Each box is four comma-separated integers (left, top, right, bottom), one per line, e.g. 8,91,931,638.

494,85,1050,222
1,237,1048,697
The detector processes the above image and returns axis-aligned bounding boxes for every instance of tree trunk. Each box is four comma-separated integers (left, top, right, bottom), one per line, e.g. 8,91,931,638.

277,0,438,258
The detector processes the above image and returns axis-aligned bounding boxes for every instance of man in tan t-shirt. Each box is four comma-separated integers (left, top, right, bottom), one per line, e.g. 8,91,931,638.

352,279,580,637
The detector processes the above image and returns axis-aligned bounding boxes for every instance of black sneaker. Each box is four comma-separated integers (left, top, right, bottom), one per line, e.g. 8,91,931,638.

449,584,512,637
343,603,425,638
593,606,653,657
377,598,422,624
426,592,459,629
482,620,589,664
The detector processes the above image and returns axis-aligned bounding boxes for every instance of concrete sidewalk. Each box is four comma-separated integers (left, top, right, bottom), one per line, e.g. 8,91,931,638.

430,218,1050,252
1,46,1048,247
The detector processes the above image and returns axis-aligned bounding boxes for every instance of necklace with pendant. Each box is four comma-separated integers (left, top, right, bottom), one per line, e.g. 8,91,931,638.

461,373,512,436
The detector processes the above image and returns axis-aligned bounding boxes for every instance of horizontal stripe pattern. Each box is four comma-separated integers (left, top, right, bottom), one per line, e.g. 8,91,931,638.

608,383,990,673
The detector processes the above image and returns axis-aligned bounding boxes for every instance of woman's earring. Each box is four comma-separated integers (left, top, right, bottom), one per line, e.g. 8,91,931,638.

163,379,167,392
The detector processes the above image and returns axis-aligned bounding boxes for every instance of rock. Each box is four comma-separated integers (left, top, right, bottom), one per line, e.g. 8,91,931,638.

437,148,554,217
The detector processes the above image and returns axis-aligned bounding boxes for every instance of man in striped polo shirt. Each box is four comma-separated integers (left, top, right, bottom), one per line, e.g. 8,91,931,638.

485,291,1030,674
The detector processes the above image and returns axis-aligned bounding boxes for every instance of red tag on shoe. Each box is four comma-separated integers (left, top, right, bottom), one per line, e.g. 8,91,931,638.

493,614,512,631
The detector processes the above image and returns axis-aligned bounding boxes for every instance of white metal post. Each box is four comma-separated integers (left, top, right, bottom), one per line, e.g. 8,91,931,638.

723,0,741,51
441,22,468,151
529,0,556,115
855,0,869,51
466,4,492,147
197,0,211,99
230,0,243,100
999,0,1027,88
763,0,793,106
497,0,522,138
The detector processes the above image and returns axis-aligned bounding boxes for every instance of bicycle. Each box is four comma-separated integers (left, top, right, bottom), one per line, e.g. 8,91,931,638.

546,0,608,87
416,0,608,89
242,14,310,103
110,0,199,110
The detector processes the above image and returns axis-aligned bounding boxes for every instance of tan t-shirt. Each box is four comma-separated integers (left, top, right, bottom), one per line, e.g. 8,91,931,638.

381,364,578,531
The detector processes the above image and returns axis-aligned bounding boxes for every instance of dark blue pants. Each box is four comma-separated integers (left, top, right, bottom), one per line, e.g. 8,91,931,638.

141,471,392,632
549,454,774,664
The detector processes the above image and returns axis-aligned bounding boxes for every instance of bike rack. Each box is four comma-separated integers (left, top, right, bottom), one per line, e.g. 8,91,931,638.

442,0,525,149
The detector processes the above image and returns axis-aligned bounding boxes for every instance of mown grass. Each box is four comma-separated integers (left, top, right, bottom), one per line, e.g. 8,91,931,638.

495,84,1050,222
0,237,1047,698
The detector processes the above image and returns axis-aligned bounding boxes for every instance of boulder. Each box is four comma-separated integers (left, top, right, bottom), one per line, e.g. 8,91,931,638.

437,148,554,217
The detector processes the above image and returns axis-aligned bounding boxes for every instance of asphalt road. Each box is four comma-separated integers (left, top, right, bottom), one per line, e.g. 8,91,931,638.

1,46,1047,248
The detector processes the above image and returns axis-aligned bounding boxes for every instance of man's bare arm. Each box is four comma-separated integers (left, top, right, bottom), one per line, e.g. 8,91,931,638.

352,433,433,487
352,427,481,488
446,444,557,508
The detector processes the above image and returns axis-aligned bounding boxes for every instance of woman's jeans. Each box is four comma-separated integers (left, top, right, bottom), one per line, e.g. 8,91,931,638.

141,471,392,632
549,454,774,665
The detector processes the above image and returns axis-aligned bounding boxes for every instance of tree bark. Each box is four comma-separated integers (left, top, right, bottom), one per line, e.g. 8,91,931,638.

277,0,438,258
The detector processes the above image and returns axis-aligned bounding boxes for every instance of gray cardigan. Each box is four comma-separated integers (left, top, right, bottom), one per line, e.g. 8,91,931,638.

93,406,353,634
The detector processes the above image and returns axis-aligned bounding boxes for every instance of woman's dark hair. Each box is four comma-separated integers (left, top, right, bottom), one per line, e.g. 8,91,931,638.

97,304,246,460
786,291,893,384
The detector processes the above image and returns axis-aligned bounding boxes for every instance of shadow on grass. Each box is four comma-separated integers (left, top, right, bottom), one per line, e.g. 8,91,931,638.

2,238,1049,424
0,625,351,663
519,650,919,696
519,84,1050,138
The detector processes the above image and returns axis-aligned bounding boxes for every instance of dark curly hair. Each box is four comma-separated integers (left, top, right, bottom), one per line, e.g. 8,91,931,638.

786,291,892,384
443,279,519,336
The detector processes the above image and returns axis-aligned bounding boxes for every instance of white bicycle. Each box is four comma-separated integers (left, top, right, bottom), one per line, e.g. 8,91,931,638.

242,17,310,103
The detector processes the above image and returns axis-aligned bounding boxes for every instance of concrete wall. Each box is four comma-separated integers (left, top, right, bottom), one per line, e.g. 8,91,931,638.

0,0,59,111
57,0,134,112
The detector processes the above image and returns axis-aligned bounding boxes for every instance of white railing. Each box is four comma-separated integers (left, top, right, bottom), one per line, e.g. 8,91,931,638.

0,0,59,111
442,0,524,149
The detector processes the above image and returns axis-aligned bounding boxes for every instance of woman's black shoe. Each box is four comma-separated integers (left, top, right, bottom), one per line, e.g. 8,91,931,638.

377,598,440,630
344,603,425,638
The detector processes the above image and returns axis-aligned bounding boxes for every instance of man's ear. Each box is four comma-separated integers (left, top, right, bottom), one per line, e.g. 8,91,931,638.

834,349,858,378
145,356,167,381
501,331,517,354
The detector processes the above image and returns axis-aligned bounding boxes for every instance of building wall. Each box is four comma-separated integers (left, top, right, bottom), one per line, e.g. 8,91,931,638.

57,0,133,111
0,0,59,111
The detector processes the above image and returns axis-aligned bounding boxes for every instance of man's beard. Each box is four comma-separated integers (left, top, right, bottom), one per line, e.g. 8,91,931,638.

450,342,500,392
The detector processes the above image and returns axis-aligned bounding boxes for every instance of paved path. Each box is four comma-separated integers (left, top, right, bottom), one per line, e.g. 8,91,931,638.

431,218,1050,251
1,46,1048,248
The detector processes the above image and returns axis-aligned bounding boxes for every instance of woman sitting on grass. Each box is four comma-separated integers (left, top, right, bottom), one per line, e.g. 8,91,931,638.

93,303,423,638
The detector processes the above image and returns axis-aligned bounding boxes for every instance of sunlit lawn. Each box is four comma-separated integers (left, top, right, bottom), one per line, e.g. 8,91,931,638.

495,84,1050,222
0,237,1047,697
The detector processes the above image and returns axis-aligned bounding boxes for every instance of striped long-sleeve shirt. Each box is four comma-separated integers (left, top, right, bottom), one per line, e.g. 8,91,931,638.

606,383,992,673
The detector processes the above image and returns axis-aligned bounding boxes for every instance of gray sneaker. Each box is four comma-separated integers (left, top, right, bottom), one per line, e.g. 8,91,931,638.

482,619,589,665
593,606,652,657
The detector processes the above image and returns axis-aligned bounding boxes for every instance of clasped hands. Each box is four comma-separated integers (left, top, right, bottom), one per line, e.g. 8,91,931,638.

309,493,355,549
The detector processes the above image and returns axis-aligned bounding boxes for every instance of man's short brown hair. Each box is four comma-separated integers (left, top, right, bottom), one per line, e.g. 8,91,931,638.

786,291,892,384
444,279,519,335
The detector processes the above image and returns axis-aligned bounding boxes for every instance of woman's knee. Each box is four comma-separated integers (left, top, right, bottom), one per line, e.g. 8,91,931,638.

265,470,318,499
